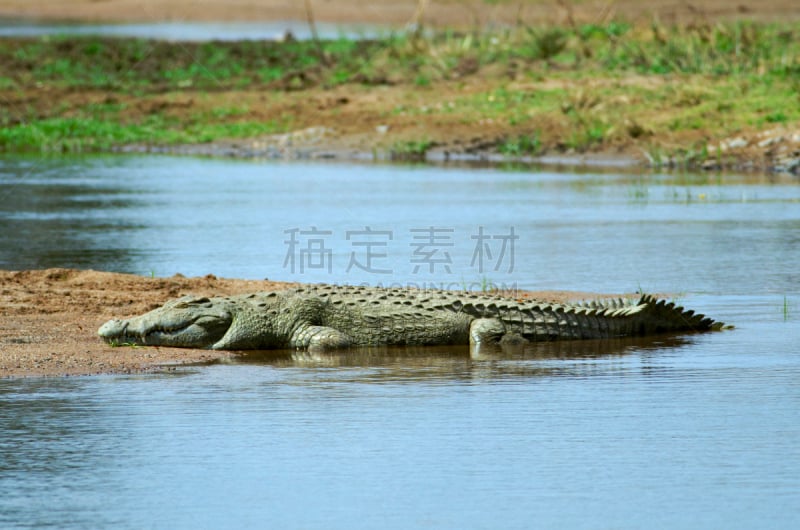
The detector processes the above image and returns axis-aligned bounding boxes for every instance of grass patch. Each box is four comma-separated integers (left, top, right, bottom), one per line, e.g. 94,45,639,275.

498,133,541,156
2,21,797,91
0,116,286,153
0,20,798,153
389,139,434,161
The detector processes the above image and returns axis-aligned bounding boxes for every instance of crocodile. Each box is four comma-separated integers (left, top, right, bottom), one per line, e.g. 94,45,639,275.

97,284,724,350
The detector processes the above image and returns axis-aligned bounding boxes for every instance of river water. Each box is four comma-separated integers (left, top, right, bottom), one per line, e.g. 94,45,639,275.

0,20,381,41
1,155,799,528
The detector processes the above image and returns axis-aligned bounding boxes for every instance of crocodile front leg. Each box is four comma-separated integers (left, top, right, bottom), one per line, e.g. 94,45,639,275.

290,324,353,350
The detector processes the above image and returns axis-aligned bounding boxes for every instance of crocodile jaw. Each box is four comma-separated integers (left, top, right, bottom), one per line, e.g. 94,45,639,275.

98,296,233,349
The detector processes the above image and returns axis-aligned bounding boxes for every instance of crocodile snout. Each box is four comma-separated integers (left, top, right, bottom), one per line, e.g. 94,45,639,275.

98,319,129,343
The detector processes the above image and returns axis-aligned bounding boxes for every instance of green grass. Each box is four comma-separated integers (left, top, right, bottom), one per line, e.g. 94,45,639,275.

498,133,541,156
107,340,142,348
389,139,434,160
0,116,286,153
0,20,798,153
2,21,797,91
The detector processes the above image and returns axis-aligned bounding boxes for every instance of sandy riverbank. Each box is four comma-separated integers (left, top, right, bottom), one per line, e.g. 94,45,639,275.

0,268,616,378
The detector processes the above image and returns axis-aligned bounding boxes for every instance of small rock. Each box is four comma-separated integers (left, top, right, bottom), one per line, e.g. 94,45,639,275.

721,137,748,151
757,136,783,148
758,128,781,138
773,157,800,175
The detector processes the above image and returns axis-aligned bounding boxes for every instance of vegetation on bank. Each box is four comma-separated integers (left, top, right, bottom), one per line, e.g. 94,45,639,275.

0,20,798,163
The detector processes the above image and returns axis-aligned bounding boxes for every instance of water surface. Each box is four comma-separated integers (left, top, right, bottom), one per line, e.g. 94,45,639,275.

1,328,798,529
1,155,798,295
0,20,382,41
0,156,799,528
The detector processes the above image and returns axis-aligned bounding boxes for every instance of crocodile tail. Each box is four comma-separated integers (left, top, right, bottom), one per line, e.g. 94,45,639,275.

633,294,724,334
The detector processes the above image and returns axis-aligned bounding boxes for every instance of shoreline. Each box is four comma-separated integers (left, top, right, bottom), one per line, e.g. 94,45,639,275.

1,2,798,174
111,128,798,176
111,137,645,170
1,30,798,175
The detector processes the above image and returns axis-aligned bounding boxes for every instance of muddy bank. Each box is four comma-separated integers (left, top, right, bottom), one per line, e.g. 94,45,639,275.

0,268,618,378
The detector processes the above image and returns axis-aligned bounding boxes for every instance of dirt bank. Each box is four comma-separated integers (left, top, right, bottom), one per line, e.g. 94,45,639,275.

2,0,799,26
0,268,618,378
2,1,799,172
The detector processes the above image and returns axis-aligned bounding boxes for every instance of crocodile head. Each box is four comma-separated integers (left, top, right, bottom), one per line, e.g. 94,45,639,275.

98,295,233,349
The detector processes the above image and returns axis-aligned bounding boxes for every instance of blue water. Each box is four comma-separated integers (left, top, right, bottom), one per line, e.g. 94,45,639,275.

1,156,798,295
0,20,383,41
1,156,799,528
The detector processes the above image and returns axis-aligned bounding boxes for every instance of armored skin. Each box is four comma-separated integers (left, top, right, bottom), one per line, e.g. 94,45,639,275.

98,284,723,350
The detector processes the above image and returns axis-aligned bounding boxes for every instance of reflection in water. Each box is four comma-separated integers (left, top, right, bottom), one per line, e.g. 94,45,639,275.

2,323,799,530
1,155,798,297
0,379,122,528
0,158,146,271
229,334,692,382
2,155,799,295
